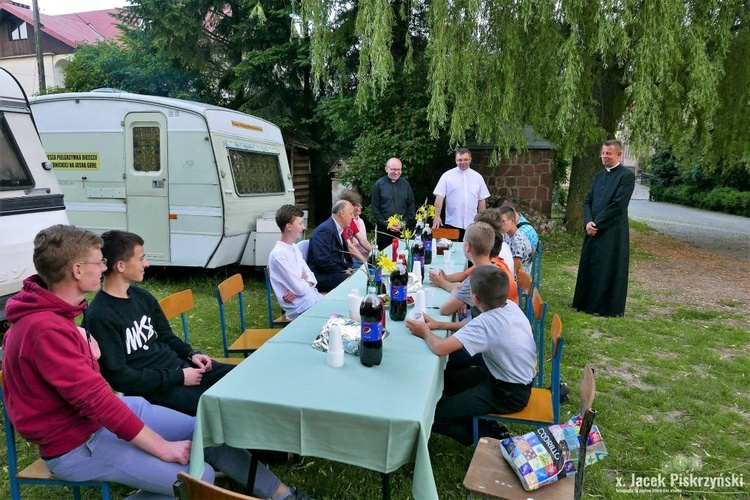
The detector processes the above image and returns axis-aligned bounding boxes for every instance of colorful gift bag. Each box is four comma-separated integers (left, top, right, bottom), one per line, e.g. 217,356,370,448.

499,414,609,491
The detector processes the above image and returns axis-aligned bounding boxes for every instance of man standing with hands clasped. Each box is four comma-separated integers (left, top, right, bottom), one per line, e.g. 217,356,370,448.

572,139,636,317
371,157,416,250
433,148,490,242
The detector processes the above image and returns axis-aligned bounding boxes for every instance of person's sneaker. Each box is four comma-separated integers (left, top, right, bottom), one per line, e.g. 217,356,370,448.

287,486,315,500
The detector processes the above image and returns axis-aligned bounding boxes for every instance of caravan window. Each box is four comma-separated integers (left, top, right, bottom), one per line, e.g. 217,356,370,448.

228,149,284,195
0,115,34,190
132,126,161,172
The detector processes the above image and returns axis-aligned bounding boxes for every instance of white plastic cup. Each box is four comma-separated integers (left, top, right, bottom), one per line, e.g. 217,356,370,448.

445,260,454,273
424,288,436,308
327,325,345,368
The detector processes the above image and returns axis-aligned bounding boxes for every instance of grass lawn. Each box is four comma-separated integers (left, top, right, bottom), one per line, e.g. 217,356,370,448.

1,224,749,499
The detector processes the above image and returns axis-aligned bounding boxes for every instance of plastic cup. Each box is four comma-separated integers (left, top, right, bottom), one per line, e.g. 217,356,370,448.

424,288,436,307
445,260,454,273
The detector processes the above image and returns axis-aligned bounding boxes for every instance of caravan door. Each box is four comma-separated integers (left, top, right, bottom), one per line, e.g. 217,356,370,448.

124,113,170,262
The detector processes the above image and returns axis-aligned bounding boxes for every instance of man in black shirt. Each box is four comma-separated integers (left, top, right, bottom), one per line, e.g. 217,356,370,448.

371,157,416,250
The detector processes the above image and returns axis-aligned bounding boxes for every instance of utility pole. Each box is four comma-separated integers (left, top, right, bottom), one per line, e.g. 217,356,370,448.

32,0,46,93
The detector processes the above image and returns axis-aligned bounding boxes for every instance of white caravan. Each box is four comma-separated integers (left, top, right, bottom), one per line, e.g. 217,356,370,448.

30,91,296,268
0,69,69,324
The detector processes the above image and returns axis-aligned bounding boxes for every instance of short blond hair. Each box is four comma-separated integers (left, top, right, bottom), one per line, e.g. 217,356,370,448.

33,225,102,286
463,222,494,257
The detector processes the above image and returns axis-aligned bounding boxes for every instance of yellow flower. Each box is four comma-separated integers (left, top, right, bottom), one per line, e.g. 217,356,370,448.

386,214,404,230
377,253,397,273
402,228,415,240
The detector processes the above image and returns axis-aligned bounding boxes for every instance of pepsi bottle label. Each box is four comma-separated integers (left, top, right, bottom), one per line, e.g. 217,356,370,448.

361,321,383,342
391,285,407,301
412,256,425,268
423,239,432,252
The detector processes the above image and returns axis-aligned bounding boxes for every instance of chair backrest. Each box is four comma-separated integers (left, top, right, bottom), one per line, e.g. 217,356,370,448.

433,227,460,241
216,274,246,357
516,269,532,318
548,314,564,422
0,370,21,488
531,240,543,291
297,239,310,261
159,289,194,342
530,288,548,388
174,471,257,499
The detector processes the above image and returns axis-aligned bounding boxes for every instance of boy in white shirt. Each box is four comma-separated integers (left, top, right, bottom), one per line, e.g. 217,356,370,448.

407,265,537,445
267,205,322,319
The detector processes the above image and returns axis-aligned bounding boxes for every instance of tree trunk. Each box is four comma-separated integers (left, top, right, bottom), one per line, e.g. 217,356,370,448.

564,65,626,232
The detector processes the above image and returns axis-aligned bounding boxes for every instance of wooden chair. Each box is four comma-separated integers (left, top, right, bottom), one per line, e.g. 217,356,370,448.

160,289,243,366
529,288,548,387
472,314,563,445
516,269,532,319
432,227,460,241
464,364,596,499
263,267,291,329
0,370,112,500
159,289,195,342
173,471,259,500
216,274,281,357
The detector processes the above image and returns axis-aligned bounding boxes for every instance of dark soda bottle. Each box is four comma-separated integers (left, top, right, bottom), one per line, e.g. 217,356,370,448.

360,286,383,367
389,260,408,321
411,237,425,282
422,224,433,265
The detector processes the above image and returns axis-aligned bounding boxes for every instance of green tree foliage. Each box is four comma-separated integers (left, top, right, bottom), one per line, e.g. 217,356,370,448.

300,0,749,231
59,40,212,100
120,0,314,140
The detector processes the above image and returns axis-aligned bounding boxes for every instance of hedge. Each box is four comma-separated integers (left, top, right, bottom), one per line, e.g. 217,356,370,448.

650,185,750,217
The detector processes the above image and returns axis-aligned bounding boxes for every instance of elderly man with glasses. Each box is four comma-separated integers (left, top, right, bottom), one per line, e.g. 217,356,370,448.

371,157,416,251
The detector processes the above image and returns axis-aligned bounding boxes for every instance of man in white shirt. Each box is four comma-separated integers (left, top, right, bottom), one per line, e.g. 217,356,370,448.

268,205,322,319
432,148,491,241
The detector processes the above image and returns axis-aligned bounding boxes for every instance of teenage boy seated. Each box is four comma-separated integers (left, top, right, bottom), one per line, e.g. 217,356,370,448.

268,204,323,319
87,230,233,417
406,265,537,445
431,222,518,320
1,225,309,500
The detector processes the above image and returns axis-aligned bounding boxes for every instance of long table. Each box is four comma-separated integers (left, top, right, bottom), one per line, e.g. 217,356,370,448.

189,247,465,499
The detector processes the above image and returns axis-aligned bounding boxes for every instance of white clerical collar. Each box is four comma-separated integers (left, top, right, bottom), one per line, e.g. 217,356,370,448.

605,163,621,172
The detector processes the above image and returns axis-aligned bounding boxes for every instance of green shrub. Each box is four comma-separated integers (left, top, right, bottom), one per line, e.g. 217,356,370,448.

652,185,750,217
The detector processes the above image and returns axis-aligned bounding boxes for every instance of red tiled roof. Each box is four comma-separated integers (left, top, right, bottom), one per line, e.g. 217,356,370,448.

0,2,123,48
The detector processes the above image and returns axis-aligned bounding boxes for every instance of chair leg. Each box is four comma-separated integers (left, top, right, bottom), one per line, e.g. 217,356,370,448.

574,409,597,500
73,486,82,500
472,417,480,446
102,483,112,500
246,453,259,495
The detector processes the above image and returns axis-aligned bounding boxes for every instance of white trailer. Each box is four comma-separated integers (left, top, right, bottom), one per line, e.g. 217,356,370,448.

0,69,69,324
30,91,296,269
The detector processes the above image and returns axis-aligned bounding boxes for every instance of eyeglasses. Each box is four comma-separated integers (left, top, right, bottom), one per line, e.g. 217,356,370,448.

500,219,511,226
77,258,108,266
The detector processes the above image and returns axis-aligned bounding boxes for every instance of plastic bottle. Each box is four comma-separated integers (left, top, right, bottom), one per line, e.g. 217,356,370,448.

360,286,383,367
421,224,433,265
367,249,384,293
411,237,425,282
389,259,408,321
348,288,362,321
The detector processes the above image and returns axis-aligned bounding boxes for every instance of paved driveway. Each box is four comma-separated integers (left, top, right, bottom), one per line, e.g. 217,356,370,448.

628,182,750,261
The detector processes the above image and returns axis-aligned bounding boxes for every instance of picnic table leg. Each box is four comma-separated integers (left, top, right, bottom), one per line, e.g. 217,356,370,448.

381,472,390,500
246,453,259,494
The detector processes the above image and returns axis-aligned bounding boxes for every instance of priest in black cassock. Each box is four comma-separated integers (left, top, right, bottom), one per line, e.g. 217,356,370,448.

572,140,636,317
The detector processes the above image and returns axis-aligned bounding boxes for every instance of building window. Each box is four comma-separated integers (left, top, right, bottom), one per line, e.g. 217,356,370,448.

9,20,28,41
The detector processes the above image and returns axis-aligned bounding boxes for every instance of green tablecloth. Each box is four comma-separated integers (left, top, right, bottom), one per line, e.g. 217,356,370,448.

189,249,464,499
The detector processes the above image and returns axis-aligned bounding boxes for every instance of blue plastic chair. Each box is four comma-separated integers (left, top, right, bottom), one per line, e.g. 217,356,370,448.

1,370,112,500
516,269,533,320
472,314,563,446
263,267,291,329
